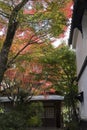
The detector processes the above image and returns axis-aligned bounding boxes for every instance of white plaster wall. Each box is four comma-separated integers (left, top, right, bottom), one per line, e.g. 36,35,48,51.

75,9,87,119
76,30,83,75
78,68,87,119
82,10,87,58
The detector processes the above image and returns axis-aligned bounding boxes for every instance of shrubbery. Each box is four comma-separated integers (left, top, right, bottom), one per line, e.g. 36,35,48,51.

0,102,44,130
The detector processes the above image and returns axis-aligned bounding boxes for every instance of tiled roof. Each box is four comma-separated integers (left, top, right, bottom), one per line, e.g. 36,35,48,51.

0,95,64,102
30,95,64,101
68,0,87,45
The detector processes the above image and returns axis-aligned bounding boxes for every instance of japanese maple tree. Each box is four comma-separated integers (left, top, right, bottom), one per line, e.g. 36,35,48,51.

0,0,70,84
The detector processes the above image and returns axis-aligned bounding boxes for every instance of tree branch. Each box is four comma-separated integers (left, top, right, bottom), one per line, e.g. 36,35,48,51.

0,10,10,18
13,0,29,12
7,34,43,68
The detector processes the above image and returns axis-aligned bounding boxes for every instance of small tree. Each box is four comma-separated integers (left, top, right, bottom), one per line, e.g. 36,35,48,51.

37,44,78,121
0,0,67,84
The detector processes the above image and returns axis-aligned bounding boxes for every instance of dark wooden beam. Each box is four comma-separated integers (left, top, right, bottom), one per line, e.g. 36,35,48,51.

68,0,87,45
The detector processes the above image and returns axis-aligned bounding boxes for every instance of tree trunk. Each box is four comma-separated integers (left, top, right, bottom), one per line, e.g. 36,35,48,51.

0,21,19,83
0,0,29,84
72,98,79,121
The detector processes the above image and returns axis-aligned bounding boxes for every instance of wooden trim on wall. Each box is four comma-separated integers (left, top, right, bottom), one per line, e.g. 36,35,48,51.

77,56,87,81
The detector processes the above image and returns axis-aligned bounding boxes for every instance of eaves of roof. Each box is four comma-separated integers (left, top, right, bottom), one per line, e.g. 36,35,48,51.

0,95,64,103
68,0,87,45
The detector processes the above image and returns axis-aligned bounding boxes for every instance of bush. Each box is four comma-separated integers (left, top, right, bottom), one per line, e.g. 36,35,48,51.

0,102,44,130
26,102,44,127
64,120,79,130
28,116,42,127
0,111,26,130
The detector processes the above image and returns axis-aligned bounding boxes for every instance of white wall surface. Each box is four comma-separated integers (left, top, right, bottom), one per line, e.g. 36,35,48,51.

75,9,87,119
78,68,87,119
75,29,83,75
